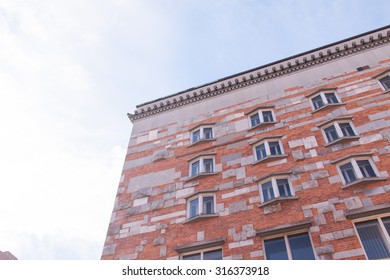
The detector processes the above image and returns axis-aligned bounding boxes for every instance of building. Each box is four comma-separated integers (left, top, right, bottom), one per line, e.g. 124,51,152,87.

102,25,390,260
0,250,17,260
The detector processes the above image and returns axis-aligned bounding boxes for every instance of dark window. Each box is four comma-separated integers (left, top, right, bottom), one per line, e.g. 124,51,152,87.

269,141,282,155
325,93,338,104
312,95,324,109
339,123,355,137
357,160,376,178
250,113,260,127
262,111,274,122
340,162,357,183
356,220,390,260
277,179,292,197
191,161,200,176
203,128,213,139
192,130,200,143
265,237,288,260
383,217,390,235
324,125,339,142
379,75,390,90
182,253,201,260
288,233,316,260
203,249,222,260
189,198,199,219
261,181,275,202
255,143,267,160
202,196,214,214
203,159,214,173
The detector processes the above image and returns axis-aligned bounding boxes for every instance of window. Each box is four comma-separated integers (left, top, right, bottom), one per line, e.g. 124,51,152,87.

379,75,390,91
190,124,215,145
188,155,216,178
318,117,359,145
182,248,223,260
355,217,390,260
332,154,385,188
246,106,277,129
264,232,315,260
257,173,295,205
252,136,286,163
187,193,216,219
306,88,343,112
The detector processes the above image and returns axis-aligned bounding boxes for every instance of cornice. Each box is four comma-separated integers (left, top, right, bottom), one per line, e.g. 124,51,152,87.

128,26,390,123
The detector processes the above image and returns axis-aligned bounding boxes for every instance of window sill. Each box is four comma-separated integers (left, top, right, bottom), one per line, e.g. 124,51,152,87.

311,103,346,114
184,213,219,224
252,154,288,165
188,138,215,148
342,177,387,189
383,89,390,94
185,172,218,182
258,196,298,208
324,136,360,147
248,121,278,131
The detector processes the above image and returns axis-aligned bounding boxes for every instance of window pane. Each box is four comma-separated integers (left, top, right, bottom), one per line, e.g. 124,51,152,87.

312,95,324,109
192,130,200,143
324,125,338,142
339,123,355,137
191,161,200,176
182,253,201,260
340,162,356,183
203,128,213,139
382,217,390,236
203,249,222,260
325,93,338,104
203,159,214,173
356,220,390,260
269,141,282,155
189,198,199,218
203,196,214,214
250,113,260,127
288,233,315,260
255,144,267,160
276,179,291,197
379,75,390,90
261,181,275,202
357,160,376,178
265,237,288,260
262,111,274,122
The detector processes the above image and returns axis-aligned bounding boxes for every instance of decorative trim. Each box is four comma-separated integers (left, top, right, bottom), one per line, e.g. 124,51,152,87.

252,154,288,165
258,196,298,208
248,121,278,131
341,177,387,189
317,115,354,128
255,171,293,183
184,172,218,182
324,136,360,147
305,87,338,98
249,135,284,145
175,237,226,253
186,152,217,162
128,26,390,122
189,122,216,131
256,220,311,237
330,152,373,164
185,188,217,199
346,203,390,219
183,213,219,224
311,102,346,114
187,138,215,148
245,105,275,116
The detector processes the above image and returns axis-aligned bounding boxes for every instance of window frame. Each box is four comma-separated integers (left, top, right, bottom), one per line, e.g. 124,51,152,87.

331,153,385,188
187,154,217,179
317,116,360,146
256,172,297,206
251,136,287,164
372,68,390,93
306,88,344,113
189,123,215,146
180,246,223,260
246,106,277,130
262,231,316,260
185,191,218,221
352,214,390,260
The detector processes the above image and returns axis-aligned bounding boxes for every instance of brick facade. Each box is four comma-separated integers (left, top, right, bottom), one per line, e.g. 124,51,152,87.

102,26,390,260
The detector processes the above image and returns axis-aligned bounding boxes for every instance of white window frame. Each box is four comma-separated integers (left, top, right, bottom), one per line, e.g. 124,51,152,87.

252,137,285,162
335,155,382,187
247,107,276,129
307,88,342,112
373,69,390,92
263,231,316,260
320,120,359,145
181,246,223,260
186,192,217,220
188,155,216,178
258,175,295,204
190,124,215,145
353,214,390,260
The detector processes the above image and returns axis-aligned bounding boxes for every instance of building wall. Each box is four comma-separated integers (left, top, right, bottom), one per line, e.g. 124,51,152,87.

102,28,390,260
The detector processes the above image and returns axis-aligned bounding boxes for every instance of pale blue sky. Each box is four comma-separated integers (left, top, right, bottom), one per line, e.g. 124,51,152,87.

0,0,388,259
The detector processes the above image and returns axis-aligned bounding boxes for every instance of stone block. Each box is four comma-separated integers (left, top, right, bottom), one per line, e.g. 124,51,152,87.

119,253,138,260
160,246,167,257
320,233,335,242
303,136,318,149
102,244,116,256
302,180,319,189
344,197,363,210
316,245,335,255
250,250,263,258
221,152,242,163
153,236,165,246
197,231,205,241
310,170,329,180
314,214,326,225
292,150,304,161
333,210,346,222
236,167,246,180
107,224,121,235
150,199,165,210
229,200,247,214
133,197,148,207
222,169,236,179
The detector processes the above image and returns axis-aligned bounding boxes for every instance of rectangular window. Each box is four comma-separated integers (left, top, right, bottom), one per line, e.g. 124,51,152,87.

277,179,292,197
324,125,339,142
189,198,199,219
269,141,282,155
202,196,214,214
379,75,390,90
182,248,222,260
262,111,274,122
309,90,341,111
192,130,200,143
203,159,214,173
312,95,324,110
264,233,315,260
357,160,376,178
191,161,200,176
255,143,267,160
356,218,390,260
259,176,294,204
250,113,260,127
261,181,275,202
340,162,357,183
325,93,338,104
339,123,355,137
203,128,213,139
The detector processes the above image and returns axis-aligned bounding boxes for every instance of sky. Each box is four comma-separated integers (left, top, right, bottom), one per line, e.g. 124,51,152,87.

0,0,388,260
